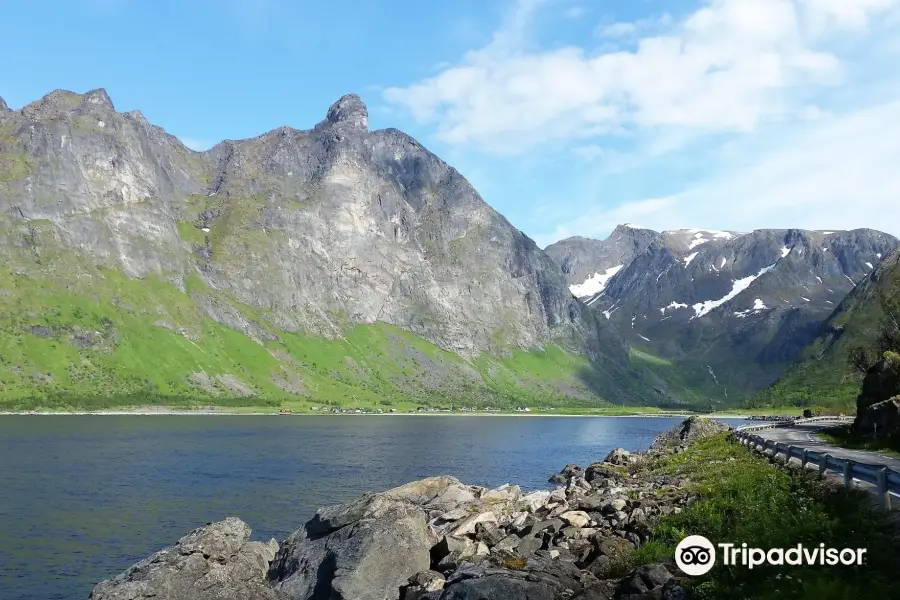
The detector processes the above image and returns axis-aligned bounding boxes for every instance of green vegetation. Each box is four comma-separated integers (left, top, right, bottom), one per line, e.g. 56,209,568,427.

0,223,643,411
749,252,900,411
630,434,899,599
0,153,34,183
818,424,900,456
627,348,735,410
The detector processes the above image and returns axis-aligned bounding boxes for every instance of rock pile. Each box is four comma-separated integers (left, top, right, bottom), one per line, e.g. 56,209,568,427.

91,418,733,600
649,416,731,453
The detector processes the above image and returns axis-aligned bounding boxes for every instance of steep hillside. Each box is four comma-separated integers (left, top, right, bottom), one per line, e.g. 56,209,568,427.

0,89,674,410
750,250,900,410
546,226,899,408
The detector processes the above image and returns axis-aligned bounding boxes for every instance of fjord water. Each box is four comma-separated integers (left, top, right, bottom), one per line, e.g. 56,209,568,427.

0,415,746,600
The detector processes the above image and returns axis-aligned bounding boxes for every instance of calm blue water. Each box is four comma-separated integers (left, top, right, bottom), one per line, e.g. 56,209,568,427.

0,415,746,600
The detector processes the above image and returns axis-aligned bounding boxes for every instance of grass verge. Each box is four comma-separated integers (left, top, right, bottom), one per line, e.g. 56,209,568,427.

818,424,900,457
630,434,900,600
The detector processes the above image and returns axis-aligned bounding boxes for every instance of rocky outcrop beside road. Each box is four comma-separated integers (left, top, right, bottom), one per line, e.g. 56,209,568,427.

90,418,732,600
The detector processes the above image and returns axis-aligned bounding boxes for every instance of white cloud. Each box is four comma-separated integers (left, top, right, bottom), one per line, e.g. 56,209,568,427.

564,5,586,19
538,99,900,244
533,196,676,247
383,0,898,153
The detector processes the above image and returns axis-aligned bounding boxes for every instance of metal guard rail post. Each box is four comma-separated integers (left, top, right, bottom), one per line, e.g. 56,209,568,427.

733,425,895,510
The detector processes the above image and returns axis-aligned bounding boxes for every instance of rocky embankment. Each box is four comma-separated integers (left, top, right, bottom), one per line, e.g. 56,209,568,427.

89,417,731,600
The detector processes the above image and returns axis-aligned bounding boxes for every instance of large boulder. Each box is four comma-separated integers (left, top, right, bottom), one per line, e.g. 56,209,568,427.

269,489,436,600
854,354,900,436
89,517,285,600
855,397,900,438
602,448,634,466
650,417,731,452
438,575,556,599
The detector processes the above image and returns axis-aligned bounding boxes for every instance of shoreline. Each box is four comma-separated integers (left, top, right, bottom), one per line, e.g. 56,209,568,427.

0,408,757,418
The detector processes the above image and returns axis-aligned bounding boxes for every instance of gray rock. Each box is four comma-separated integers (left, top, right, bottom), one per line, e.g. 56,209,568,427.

432,535,477,563
89,517,285,600
603,448,633,466
577,493,607,511
661,580,688,600
598,537,634,561
559,510,591,527
614,564,673,598
402,570,446,600
439,575,556,600
269,494,432,600
0,88,667,405
474,522,505,546
516,536,544,557
520,518,564,537
492,533,522,553
650,417,732,451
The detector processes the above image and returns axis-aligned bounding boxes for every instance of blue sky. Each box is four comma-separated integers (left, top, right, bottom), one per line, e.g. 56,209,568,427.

2,0,900,247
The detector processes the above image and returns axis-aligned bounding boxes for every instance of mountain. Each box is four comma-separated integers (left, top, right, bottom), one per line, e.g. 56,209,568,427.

546,225,899,407
544,225,662,297
750,250,900,410
0,88,676,409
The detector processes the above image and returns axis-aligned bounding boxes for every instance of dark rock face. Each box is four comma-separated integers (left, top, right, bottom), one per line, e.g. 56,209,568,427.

89,517,285,600
544,226,662,291
0,88,594,357
854,354,900,436
546,225,899,405
0,87,674,406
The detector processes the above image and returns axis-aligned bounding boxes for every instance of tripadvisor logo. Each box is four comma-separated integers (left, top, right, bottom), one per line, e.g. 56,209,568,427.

675,535,868,576
676,535,716,575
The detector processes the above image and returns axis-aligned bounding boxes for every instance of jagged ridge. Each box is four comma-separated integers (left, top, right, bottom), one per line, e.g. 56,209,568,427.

0,88,675,407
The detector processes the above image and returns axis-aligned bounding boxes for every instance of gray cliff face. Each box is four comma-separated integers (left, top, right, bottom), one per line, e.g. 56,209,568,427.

544,225,661,292
0,89,594,358
547,226,899,404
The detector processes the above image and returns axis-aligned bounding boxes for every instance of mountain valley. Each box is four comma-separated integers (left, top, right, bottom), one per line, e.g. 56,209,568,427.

546,225,898,409
0,88,895,412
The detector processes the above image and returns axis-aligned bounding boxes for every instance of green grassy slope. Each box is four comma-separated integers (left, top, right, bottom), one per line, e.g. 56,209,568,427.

746,251,900,411
0,218,673,411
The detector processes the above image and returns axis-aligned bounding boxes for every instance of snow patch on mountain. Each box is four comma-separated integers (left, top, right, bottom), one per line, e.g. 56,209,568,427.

686,231,714,249
683,252,699,267
570,265,623,298
691,263,777,319
865,261,874,269
686,228,733,239
781,246,791,258
660,301,689,314
753,298,767,309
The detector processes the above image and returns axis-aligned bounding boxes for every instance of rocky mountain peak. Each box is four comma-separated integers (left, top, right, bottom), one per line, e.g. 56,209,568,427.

0,96,8,112
20,88,115,119
324,93,368,130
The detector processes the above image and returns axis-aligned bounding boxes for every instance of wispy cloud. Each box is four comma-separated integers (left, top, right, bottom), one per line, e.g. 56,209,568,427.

536,99,900,245
384,0,898,153
383,0,900,245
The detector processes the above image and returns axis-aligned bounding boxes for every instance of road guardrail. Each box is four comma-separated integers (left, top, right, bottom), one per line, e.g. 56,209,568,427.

733,424,896,510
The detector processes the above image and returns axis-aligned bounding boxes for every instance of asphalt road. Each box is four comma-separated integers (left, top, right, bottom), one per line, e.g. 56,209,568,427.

753,421,900,472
